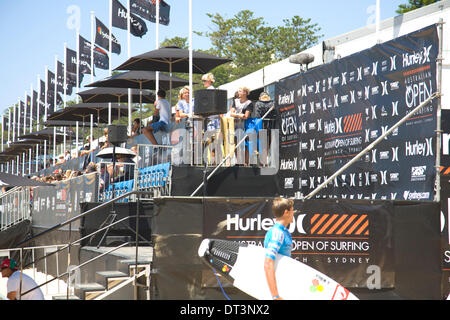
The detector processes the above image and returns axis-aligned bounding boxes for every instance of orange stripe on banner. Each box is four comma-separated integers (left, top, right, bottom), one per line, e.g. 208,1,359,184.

355,220,369,235
445,167,450,175
441,167,445,173
349,114,357,133
310,214,320,224
356,113,362,131
336,215,358,235
311,214,330,234
317,214,339,234
344,115,351,133
346,215,367,235
364,230,369,236
327,214,348,235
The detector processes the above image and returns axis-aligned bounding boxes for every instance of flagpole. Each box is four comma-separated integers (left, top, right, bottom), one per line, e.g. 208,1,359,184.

44,66,48,169
127,0,132,134
64,43,67,156
15,98,19,142
23,91,27,136
76,30,80,158
7,108,11,146
156,0,160,94
30,84,33,133
54,56,58,166
376,0,381,43
91,11,95,83
109,0,113,125
37,75,41,131
188,0,193,118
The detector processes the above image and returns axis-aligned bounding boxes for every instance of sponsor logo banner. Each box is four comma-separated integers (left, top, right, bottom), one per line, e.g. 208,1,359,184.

275,25,439,200
203,199,394,288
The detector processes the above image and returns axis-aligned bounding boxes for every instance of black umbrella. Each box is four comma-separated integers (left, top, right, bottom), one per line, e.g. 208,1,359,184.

85,71,191,91
42,120,99,128
47,103,134,124
18,128,73,143
115,46,231,74
77,87,155,104
0,172,54,187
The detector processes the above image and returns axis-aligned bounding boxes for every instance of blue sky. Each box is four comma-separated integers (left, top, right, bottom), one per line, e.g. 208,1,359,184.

0,0,406,116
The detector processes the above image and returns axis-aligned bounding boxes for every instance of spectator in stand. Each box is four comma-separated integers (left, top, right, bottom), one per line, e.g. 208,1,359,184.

230,87,256,165
100,128,112,150
64,150,71,162
128,118,142,138
143,89,171,145
254,92,276,130
1,258,44,300
175,86,193,123
81,136,95,171
221,91,239,166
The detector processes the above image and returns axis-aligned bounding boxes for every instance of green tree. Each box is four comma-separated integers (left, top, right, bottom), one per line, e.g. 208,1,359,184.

196,10,322,85
396,0,441,14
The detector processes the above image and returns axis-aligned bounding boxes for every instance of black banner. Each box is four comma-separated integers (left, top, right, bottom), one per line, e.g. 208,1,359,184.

131,0,170,26
78,35,109,71
276,25,439,201
32,173,98,231
112,0,148,38
78,35,95,76
95,17,121,55
203,198,394,288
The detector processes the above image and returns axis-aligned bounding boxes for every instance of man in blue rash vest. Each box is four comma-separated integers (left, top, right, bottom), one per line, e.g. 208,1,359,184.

264,198,295,301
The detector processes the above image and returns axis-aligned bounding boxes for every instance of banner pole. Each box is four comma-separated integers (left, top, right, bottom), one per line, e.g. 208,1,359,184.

156,0,160,94
127,0,132,135
64,42,67,156
109,0,113,125
91,11,95,83
30,84,33,133
304,92,440,200
23,91,27,136
434,18,445,202
37,75,40,131
76,30,80,104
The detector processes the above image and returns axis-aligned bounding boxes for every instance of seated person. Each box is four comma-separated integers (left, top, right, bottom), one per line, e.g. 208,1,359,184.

175,86,193,123
128,118,142,138
143,89,171,145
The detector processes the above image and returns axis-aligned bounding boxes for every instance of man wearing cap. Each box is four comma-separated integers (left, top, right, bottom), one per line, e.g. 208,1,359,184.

1,258,44,300
263,198,295,301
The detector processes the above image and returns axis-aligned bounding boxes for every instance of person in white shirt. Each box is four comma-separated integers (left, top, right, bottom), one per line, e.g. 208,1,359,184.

143,89,171,145
1,258,44,300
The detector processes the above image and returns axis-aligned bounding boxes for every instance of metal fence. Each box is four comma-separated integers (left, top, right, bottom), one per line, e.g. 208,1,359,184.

0,187,31,232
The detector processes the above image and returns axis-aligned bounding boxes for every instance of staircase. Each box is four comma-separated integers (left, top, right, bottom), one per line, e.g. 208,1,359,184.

52,246,153,300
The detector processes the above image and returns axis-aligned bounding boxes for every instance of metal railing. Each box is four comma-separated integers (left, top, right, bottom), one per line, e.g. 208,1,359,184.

14,189,153,300
0,186,31,231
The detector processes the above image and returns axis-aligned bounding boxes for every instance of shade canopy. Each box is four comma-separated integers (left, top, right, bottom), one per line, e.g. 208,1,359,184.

47,103,135,124
114,46,231,74
77,87,155,104
96,146,136,159
85,71,191,91
42,120,99,128
0,172,54,187
18,128,73,144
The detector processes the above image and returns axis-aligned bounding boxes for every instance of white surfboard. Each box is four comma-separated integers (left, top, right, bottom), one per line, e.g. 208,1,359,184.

198,238,358,300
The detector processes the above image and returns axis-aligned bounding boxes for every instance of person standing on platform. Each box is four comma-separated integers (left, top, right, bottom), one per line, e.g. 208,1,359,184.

230,87,254,165
202,73,221,165
175,86,193,123
221,91,239,166
263,198,295,301
1,258,44,300
143,89,171,145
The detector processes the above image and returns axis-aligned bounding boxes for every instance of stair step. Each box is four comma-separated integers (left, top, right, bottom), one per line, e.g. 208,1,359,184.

96,271,129,290
74,283,106,300
52,294,81,300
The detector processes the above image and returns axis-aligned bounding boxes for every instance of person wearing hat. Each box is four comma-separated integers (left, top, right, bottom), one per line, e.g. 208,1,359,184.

1,258,44,300
263,198,295,301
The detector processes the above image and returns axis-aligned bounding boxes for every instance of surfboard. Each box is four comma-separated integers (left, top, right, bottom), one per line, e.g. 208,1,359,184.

198,238,358,300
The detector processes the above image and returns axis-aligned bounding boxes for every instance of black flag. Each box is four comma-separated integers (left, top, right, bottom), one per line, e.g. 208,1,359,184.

95,17,121,55
79,35,109,71
79,35,95,76
57,61,73,95
112,0,148,38
66,47,85,86
32,91,39,120
131,0,170,26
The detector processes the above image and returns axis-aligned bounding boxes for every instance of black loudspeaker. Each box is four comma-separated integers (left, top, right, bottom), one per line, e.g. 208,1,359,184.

194,89,228,116
108,125,128,145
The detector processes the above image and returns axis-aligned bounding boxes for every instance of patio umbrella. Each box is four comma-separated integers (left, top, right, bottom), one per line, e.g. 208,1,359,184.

47,103,134,124
0,172,54,187
18,128,73,144
96,146,136,159
42,120,99,128
85,71,191,91
114,46,231,74
114,46,231,101
77,87,155,104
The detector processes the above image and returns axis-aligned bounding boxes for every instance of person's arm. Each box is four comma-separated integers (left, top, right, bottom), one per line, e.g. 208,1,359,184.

7,291,17,300
264,257,282,300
